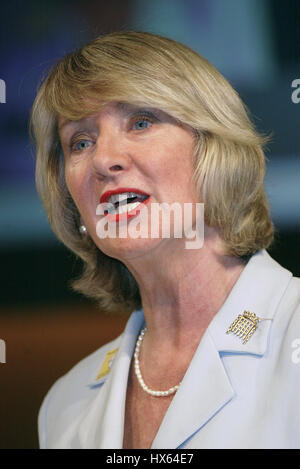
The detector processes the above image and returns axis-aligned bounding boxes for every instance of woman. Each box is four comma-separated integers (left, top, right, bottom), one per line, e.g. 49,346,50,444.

31,31,300,449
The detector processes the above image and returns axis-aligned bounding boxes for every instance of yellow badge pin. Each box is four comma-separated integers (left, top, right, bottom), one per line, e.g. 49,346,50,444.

96,348,119,380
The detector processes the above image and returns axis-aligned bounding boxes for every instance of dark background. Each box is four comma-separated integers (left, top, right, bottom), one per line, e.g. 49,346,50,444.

0,0,299,449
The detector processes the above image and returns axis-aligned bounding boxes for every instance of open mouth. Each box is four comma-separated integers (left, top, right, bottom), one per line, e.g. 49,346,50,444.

101,191,150,217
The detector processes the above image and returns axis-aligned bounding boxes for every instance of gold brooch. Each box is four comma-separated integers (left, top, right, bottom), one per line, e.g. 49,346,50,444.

226,311,271,344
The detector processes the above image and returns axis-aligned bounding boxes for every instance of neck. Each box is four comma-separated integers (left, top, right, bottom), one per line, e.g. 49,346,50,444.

124,227,246,350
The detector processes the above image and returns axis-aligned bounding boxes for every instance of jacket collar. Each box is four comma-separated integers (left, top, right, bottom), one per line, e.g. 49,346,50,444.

80,250,292,448
207,249,292,356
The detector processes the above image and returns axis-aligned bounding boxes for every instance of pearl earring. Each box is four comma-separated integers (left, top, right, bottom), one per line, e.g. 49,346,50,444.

79,224,88,235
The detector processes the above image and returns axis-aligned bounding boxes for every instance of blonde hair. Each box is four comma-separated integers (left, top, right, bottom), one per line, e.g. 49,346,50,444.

30,30,274,313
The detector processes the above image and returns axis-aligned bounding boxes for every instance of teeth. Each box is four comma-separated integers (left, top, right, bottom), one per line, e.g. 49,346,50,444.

103,191,149,216
107,201,141,215
108,192,147,205
109,193,130,204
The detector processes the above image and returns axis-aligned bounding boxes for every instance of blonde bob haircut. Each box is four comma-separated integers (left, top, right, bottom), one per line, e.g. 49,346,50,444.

30,30,274,313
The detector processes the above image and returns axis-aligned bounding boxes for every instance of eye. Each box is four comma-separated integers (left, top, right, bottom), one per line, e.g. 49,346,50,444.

70,138,93,153
133,117,152,131
130,111,158,131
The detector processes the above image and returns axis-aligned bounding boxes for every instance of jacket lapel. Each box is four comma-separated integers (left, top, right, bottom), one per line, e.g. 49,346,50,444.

77,309,145,449
151,329,235,448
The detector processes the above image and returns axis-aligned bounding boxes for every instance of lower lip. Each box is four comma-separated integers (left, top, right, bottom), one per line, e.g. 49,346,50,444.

104,196,151,223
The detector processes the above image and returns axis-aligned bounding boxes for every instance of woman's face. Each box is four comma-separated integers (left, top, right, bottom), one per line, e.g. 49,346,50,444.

58,101,199,261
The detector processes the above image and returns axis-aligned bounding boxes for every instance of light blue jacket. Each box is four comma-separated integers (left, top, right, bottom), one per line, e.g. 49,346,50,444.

38,250,300,448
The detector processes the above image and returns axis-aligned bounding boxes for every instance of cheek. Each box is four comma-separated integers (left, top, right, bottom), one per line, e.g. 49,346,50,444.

158,142,195,188
64,167,77,199
64,164,87,208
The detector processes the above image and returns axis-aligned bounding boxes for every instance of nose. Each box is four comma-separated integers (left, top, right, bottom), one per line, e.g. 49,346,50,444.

91,131,130,179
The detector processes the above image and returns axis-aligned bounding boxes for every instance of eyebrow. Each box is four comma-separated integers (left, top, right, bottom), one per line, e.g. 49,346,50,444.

58,118,73,132
116,102,161,115
58,117,92,140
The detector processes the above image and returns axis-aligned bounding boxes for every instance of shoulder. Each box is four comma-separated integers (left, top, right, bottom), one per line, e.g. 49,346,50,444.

276,275,300,331
275,275,300,353
38,308,145,448
265,274,300,421
51,333,122,390
38,334,122,448
269,276,300,434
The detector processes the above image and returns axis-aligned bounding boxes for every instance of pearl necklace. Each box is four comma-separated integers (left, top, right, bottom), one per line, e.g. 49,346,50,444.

134,327,181,397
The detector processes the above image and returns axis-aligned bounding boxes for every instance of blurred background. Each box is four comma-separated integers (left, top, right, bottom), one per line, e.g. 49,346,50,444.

0,0,299,449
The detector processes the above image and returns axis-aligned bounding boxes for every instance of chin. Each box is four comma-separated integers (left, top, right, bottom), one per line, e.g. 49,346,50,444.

94,235,164,261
